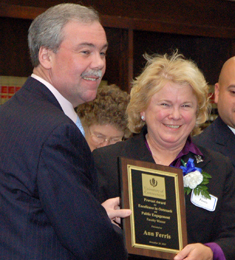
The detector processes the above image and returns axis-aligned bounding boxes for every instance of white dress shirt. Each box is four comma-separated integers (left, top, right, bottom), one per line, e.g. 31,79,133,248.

31,74,85,136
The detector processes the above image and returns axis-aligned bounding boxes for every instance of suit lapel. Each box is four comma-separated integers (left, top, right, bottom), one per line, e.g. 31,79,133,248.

213,117,233,145
213,117,235,158
181,150,211,171
122,127,155,164
23,77,62,110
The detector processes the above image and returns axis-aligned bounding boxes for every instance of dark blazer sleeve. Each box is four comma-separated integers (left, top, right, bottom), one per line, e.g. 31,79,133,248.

93,142,124,203
216,159,235,259
205,153,235,260
37,123,128,259
184,147,235,260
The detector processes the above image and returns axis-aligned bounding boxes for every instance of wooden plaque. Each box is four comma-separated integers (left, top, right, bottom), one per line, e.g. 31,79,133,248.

119,157,187,259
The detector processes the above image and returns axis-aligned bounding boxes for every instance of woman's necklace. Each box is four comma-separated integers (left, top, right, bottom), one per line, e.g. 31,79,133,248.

146,134,178,166
146,135,167,165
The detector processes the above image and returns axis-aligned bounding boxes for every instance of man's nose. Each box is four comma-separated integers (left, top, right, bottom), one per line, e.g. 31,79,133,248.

91,52,106,71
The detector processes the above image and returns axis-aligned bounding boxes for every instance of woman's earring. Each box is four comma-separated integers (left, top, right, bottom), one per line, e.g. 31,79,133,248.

141,115,145,121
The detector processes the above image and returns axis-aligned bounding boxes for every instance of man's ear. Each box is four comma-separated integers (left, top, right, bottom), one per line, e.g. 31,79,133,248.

38,46,53,69
214,83,219,104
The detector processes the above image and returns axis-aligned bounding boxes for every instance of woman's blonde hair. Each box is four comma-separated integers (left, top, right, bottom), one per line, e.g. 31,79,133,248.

127,51,210,135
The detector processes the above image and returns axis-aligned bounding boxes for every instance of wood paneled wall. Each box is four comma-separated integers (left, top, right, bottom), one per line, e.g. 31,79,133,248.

1,0,235,91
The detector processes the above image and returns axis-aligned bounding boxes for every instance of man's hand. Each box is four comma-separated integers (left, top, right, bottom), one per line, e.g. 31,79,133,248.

174,243,213,260
102,197,131,226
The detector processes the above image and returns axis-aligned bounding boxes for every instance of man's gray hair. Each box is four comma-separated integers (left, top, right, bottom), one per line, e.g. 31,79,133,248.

28,3,100,67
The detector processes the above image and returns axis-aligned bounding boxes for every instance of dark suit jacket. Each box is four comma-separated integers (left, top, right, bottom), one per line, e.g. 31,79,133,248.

0,77,127,260
93,127,235,260
193,116,235,168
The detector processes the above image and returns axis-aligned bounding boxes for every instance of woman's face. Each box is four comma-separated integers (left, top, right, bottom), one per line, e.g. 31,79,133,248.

85,124,124,151
141,82,198,149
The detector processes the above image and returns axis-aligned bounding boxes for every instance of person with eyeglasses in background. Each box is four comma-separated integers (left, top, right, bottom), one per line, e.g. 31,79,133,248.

77,84,132,151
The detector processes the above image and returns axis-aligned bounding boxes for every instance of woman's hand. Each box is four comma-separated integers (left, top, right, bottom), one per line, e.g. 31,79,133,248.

102,197,131,226
174,243,213,260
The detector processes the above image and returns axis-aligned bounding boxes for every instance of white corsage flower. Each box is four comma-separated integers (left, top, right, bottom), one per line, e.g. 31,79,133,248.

180,158,212,199
183,170,203,189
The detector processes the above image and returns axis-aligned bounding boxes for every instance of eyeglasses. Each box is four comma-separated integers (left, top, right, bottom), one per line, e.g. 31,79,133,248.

88,128,123,145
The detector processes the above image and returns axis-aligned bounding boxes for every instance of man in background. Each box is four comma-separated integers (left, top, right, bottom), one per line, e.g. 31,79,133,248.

193,56,235,168
0,3,130,259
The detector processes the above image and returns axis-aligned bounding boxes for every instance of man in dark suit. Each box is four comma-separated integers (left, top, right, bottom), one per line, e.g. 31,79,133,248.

0,3,130,259
193,56,235,168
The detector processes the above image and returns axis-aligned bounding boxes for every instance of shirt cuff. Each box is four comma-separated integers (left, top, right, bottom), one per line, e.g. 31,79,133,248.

205,242,226,260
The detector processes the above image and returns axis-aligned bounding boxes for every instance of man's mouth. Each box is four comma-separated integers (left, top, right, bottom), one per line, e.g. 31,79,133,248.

81,70,102,81
82,76,98,81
